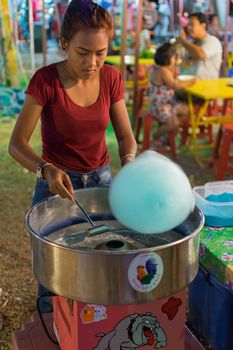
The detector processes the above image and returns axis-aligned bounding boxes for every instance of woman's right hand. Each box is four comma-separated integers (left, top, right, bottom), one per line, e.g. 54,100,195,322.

43,164,74,201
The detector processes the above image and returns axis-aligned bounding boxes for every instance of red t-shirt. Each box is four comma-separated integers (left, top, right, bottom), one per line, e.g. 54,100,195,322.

26,63,124,172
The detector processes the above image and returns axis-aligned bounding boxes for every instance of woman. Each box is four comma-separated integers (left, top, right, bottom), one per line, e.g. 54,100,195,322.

9,0,137,203
9,0,137,312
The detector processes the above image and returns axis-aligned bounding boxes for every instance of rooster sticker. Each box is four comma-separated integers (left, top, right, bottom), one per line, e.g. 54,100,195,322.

128,253,164,292
137,257,158,285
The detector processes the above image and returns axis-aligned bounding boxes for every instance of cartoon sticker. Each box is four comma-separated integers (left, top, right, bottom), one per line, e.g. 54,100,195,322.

94,313,167,349
161,296,182,320
128,253,164,292
80,304,107,324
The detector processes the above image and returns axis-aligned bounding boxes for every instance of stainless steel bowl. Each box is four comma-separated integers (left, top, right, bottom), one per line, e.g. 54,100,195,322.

26,187,204,305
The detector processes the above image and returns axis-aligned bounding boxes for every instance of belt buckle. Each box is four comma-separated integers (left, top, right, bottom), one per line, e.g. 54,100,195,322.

82,174,89,185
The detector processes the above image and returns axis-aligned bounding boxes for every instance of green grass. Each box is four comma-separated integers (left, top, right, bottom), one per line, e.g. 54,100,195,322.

0,120,120,194
1,120,41,192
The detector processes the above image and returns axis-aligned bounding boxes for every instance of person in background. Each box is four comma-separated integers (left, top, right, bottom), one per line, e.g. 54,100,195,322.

142,0,157,31
140,17,151,52
148,43,197,142
154,0,170,44
127,1,136,33
208,14,222,40
192,0,207,13
8,0,137,313
179,12,222,79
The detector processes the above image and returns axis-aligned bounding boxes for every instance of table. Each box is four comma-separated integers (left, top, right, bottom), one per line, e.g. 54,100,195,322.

105,55,154,66
184,78,233,163
227,42,233,68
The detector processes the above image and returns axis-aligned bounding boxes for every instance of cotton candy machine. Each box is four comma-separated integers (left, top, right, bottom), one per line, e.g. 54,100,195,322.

26,187,204,350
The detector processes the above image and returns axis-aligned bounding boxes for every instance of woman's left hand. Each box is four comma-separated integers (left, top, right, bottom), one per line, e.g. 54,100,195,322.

121,153,136,166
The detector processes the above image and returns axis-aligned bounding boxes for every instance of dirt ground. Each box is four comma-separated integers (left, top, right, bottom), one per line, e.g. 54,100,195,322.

0,189,37,349
0,128,231,349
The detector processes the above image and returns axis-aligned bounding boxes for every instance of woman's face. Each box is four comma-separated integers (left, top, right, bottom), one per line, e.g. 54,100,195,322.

65,29,109,79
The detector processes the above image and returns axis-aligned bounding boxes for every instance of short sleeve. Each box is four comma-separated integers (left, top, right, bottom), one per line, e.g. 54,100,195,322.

109,66,125,104
201,36,222,59
25,68,50,106
144,29,151,40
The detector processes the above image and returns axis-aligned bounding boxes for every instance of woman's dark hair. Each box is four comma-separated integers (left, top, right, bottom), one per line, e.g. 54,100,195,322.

154,43,176,66
61,0,113,41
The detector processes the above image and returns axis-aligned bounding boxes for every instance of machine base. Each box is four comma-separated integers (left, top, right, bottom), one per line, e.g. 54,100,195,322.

12,313,205,350
53,289,186,349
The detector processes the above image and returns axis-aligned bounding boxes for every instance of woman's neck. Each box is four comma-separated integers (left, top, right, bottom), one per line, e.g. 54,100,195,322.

61,60,98,85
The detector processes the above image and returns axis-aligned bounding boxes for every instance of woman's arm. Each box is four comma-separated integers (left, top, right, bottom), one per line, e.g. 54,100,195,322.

9,94,44,172
110,99,137,166
9,94,74,200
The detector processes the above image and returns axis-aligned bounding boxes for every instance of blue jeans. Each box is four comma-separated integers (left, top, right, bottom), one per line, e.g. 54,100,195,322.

32,164,112,205
32,164,112,313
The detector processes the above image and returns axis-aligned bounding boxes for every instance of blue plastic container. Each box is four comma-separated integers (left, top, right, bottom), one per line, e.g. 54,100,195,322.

188,265,233,350
193,181,233,226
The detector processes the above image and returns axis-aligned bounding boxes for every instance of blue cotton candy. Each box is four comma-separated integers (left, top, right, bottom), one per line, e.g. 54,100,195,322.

109,151,195,234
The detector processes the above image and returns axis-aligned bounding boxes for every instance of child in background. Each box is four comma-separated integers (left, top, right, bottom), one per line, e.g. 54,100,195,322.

149,42,196,142
140,17,151,52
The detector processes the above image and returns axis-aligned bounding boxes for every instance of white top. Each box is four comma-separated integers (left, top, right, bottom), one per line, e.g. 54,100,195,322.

193,34,223,79
140,29,151,51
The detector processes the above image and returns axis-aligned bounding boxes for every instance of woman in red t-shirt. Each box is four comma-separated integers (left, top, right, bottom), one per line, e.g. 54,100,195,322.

9,0,137,203
9,0,137,314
